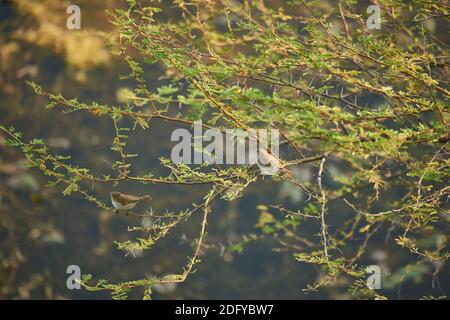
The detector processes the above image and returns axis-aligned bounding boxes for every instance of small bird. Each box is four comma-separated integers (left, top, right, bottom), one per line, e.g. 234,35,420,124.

257,148,283,175
110,191,151,212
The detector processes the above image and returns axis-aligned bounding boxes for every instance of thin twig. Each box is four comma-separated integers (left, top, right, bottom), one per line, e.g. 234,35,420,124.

317,156,329,262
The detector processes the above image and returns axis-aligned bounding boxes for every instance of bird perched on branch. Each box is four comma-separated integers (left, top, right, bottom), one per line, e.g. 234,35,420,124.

110,191,151,212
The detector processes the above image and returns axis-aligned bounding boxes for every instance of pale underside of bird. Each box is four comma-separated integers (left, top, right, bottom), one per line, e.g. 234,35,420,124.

110,192,151,211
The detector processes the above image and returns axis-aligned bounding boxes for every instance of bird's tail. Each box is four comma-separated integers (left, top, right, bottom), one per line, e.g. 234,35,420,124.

141,195,151,201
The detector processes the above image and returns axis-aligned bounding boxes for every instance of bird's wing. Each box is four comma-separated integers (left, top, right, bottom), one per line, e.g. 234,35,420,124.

117,193,142,204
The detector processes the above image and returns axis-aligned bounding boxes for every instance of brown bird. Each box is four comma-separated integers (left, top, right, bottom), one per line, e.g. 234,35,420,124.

110,192,151,211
